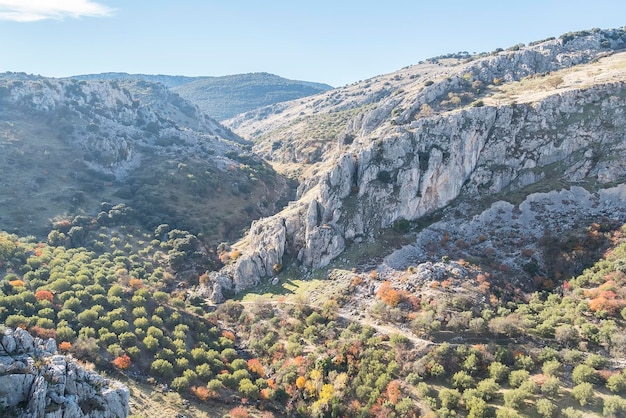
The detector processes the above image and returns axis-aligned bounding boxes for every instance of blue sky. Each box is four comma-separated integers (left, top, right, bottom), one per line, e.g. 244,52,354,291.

1,1,625,87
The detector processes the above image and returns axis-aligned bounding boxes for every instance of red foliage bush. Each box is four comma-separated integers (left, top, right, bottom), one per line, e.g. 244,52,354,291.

229,407,250,418
35,290,54,302
112,354,131,370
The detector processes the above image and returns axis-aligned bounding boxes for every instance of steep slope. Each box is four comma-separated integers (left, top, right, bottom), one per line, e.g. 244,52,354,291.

172,72,333,121
208,28,626,300
0,75,290,243
72,72,333,121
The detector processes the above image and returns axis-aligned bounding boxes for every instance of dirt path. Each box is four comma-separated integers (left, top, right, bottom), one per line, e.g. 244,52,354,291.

240,300,433,351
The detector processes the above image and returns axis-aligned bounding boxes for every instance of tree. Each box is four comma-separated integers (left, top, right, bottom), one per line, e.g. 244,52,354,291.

503,388,527,409
572,364,598,384
606,372,626,393
603,395,626,417
113,354,131,370
238,378,260,400
571,382,595,406
489,361,509,383
452,371,475,390
509,370,530,388
438,388,461,409
541,376,561,398
150,359,174,378
476,378,500,401
536,399,557,418
465,396,489,418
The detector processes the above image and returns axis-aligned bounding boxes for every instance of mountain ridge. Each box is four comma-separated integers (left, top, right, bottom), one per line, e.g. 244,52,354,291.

208,27,626,300
70,72,333,121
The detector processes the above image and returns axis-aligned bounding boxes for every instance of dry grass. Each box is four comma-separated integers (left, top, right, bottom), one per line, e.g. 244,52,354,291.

483,51,626,106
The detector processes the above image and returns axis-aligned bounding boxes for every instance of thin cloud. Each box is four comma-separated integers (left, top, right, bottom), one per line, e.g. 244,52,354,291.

0,0,113,22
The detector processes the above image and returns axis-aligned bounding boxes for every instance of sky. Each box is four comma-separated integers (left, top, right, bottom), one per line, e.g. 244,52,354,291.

0,1,625,87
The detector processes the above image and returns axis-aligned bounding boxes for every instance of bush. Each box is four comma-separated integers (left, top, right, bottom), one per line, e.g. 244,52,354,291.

509,370,530,388
572,364,598,384
536,399,557,418
489,361,509,382
603,395,626,417
150,359,174,378
438,388,461,409
606,372,626,393
571,382,595,406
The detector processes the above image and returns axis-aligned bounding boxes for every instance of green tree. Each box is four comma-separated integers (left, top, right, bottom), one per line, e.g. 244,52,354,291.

489,361,509,383
603,395,626,417
452,370,475,390
536,399,557,418
238,378,259,400
540,376,561,398
509,370,530,388
572,364,598,384
606,372,626,393
571,382,595,406
438,388,461,409
476,378,500,401
150,359,174,378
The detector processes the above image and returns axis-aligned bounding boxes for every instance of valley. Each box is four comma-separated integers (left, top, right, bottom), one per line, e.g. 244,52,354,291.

1,28,626,418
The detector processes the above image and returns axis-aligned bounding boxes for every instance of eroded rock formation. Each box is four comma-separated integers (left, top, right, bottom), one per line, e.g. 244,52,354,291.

0,328,129,418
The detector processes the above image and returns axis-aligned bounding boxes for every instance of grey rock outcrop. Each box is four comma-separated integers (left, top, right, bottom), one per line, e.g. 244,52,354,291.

0,328,129,418
208,30,626,299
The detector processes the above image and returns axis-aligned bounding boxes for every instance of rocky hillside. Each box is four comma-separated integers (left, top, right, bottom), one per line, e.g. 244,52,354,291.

73,72,333,121
0,74,290,243
171,73,333,121
208,28,626,300
0,327,129,417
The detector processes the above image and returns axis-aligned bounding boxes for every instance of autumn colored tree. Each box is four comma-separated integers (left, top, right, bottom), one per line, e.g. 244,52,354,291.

386,380,401,404
376,281,401,306
35,290,54,302
247,358,265,377
113,354,131,370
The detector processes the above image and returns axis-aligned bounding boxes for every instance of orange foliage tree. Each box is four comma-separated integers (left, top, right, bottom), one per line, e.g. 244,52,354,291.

112,354,131,370
229,407,249,418
191,385,210,401
58,342,72,352
247,358,265,377
376,281,401,306
386,380,401,404
35,290,54,302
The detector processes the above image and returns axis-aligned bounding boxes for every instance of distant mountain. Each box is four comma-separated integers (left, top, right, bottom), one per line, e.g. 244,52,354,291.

72,72,333,121
171,72,333,121
71,72,201,88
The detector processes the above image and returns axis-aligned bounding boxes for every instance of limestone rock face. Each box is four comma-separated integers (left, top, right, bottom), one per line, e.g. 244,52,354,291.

0,328,129,418
208,30,626,299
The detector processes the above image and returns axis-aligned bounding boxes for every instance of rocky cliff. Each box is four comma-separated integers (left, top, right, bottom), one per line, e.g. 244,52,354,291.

208,29,626,300
0,327,129,418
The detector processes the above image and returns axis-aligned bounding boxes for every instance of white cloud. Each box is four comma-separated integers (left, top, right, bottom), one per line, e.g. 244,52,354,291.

0,0,113,22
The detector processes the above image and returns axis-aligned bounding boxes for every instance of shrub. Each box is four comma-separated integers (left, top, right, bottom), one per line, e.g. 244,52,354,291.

150,359,174,378
536,399,557,418
438,388,461,409
572,364,598,384
572,382,595,406
489,361,509,382
509,370,530,388
229,407,249,418
113,354,131,370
